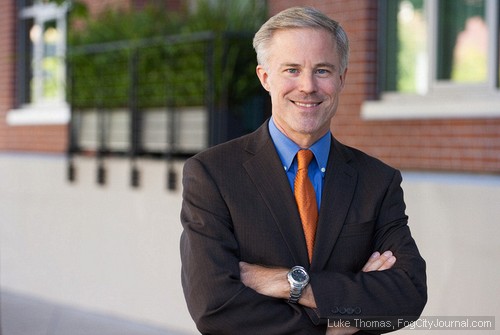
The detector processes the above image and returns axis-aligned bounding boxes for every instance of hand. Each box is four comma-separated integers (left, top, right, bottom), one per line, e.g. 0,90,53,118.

240,251,396,335
362,251,396,272
323,251,396,335
240,251,396,301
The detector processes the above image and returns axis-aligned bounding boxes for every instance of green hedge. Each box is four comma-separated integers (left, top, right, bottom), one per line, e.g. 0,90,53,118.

67,0,266,109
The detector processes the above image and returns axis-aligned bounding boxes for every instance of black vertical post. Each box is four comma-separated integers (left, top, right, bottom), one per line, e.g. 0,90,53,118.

66,49,77,182
96,52,107,186
165,44,177,191
96,106,107,185
129,48,141,188
205,34,217,147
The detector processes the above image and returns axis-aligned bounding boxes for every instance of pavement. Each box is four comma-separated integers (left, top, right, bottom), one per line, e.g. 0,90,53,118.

0,290,191,335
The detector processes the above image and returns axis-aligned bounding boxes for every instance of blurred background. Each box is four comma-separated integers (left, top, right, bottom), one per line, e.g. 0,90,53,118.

1,0,499,334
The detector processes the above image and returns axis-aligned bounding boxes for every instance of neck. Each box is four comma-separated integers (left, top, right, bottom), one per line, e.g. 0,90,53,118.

273,120,329,149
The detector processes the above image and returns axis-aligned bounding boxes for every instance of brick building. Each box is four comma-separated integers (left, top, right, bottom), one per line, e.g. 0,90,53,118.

1,1,499,333
1,0,499,172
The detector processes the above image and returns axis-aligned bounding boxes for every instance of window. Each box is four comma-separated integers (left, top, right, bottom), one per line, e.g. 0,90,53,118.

363,0,500,119
382,0,427,94
7,0,70,125
436,0,487,84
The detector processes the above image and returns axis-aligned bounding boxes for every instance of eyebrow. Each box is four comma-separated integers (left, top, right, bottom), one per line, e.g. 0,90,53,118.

280,62,337,70
315,63,337,70
280,63,301,68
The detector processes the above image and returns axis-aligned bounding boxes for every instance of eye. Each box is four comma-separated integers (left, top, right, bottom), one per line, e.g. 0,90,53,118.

286,68,299,74
316,68,330,75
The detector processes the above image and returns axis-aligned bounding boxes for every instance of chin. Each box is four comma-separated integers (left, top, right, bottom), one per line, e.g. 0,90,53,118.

295,117,323,131
295,124,322,136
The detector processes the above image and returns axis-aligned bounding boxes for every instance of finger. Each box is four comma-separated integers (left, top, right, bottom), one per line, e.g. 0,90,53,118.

377,255,396,271
362,251,380,272
363,251,394,272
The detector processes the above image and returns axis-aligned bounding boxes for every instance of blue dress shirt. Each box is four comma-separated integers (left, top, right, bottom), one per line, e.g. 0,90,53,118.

268,117,331,209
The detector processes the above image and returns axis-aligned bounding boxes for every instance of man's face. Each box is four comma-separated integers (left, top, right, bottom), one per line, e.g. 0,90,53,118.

256,28,347,147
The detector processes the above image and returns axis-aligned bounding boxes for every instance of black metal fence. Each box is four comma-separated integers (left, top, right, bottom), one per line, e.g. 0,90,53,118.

66,31,269,189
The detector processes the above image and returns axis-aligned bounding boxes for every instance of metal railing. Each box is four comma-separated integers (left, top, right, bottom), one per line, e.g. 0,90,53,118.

66,31,268,189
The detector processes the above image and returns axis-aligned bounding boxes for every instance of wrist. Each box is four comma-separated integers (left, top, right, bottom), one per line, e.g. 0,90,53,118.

287,266,310,303
299,284,317,308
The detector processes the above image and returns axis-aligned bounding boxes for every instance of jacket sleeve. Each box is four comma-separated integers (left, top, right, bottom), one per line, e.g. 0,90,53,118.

309,170,427,333
180,157,324,335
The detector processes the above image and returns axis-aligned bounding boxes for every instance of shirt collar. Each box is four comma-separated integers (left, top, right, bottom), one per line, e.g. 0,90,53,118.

268,117,330,173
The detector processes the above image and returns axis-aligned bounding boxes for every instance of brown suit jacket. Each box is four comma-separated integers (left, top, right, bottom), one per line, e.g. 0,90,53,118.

180,121,427,334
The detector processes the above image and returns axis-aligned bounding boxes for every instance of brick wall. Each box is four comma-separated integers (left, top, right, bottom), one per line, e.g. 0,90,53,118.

84,0,131,16
270,0,500,174
2,0,499,173
0,0,16,151
132,0,182,11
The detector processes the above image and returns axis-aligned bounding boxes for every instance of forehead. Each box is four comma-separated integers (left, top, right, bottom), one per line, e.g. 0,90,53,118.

267,28,339,65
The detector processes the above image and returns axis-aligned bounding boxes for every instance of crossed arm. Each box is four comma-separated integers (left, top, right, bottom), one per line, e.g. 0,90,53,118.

181,156,427,334
240,251,397,335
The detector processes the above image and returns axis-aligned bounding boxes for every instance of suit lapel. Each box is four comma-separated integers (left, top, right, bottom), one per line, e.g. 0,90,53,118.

241,125,358,268
312,138,357,269
242,123,310,266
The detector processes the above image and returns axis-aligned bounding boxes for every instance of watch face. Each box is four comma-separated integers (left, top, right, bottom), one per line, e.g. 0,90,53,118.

291,268,308,282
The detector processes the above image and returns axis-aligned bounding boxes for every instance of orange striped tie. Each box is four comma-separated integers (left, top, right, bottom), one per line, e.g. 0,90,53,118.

294,149,318,263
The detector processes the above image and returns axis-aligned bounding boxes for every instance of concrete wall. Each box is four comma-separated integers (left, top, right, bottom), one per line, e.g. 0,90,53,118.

399,172,500,334
0,154,197,334
1,154,499,333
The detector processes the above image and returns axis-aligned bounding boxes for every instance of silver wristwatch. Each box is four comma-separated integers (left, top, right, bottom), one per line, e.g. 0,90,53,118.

287,266,310,303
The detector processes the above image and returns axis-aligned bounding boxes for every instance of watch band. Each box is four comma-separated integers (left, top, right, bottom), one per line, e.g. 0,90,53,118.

288,288,302,303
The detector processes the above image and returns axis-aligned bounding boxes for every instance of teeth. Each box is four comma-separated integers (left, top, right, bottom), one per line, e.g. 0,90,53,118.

295,102,318,107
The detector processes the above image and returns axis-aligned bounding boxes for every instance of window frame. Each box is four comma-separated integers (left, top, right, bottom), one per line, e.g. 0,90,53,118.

7,0,70,126
362,0,500,120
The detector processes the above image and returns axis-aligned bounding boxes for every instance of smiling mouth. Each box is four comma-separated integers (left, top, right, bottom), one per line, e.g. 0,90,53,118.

293,101,321,108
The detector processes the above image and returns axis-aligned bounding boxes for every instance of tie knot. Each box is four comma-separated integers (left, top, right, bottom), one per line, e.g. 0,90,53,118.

297,149,314,170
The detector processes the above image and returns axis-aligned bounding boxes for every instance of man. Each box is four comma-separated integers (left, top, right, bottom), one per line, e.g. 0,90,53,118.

180,6,427,334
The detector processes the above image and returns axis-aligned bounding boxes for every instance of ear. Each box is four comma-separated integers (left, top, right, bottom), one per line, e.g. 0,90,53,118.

339,67,348,90
256,65,270,92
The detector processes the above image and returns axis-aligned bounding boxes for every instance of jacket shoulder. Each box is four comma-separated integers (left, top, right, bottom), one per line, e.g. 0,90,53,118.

189,122,270,163
334,139,399,178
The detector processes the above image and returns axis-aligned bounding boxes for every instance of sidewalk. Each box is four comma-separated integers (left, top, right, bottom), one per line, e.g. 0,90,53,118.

0,290,191,335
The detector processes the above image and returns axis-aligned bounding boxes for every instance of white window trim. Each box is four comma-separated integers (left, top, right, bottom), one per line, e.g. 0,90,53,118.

7,1,70,126
362,90,500,120
7,102,70,126
362,0,500,120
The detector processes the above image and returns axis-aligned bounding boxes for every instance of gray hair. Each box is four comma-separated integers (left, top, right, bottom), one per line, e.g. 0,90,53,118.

253,6,349,72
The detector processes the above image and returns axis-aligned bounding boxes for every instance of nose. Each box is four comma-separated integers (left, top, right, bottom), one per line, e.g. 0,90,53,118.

298,72,317,94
